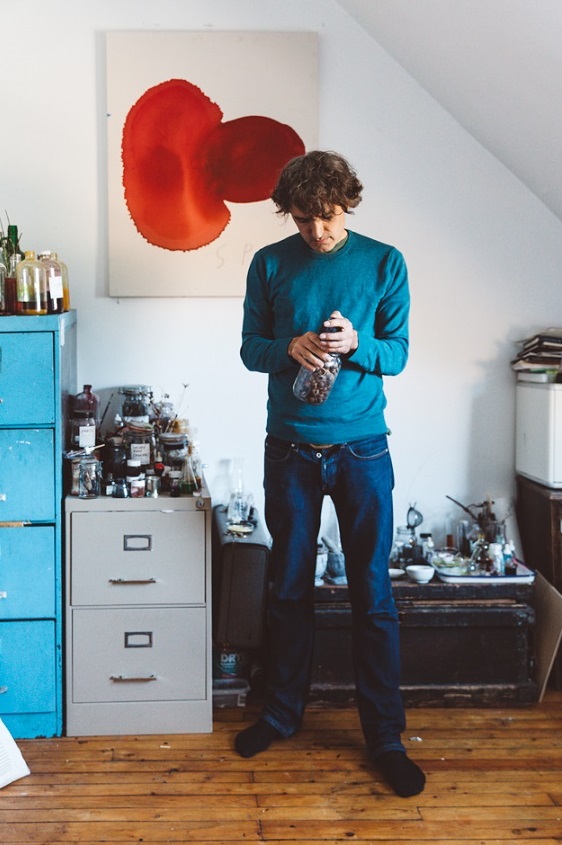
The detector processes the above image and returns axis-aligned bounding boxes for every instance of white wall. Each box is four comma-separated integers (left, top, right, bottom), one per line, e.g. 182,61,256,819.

3,0,562,544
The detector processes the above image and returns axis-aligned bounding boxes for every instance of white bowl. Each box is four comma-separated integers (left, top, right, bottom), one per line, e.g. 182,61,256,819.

388,568,405,580
406,564,435,584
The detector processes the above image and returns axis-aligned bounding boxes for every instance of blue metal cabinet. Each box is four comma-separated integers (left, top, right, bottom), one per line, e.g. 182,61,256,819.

0,313,76,738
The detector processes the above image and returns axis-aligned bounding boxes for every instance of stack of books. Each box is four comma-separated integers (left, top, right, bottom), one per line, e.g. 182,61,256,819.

512,328,562,378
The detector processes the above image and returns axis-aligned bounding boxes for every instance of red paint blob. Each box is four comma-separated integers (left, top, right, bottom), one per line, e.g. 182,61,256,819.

122,79,305,251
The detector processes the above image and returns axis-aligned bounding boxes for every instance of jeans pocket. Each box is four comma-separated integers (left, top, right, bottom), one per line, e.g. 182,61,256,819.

265,435,293,463
346,435,389,461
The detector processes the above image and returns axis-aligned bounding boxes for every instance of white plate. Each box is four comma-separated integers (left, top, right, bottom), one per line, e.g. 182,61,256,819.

389,568,405,579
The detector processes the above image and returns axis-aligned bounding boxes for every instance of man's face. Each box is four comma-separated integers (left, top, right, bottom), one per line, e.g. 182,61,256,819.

289,205,347,253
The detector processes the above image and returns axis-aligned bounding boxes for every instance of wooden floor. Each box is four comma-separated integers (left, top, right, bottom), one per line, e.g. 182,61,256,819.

2,691,562,844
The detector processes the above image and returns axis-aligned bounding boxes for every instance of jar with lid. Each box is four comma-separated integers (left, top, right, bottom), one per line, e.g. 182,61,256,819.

293,324,342,404
119,385,152,424
37,251,64,314
78,455,101,499
158,431,188,471
122,423,155,471
126,459,145,498
390,525,416,568
69,410,97,449
16,251,48,315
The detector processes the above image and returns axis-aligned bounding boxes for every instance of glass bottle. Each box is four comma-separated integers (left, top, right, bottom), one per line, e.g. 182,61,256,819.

122,423,155,471
38,251,64,314
74,384,100,424
227,457,249,524
293,324,342,404
69,410,97,449
16,250,48,315
0,257,7,315
3,225,21,314
51,251,70,311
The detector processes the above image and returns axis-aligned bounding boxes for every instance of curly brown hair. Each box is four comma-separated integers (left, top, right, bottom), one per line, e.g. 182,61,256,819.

271,150,363,218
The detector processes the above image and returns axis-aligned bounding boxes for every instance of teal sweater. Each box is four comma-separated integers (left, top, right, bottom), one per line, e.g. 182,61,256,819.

241,229,410,444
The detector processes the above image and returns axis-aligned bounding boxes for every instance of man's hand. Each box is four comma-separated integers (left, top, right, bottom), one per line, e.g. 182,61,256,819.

319,310,359,355
288,310,358,371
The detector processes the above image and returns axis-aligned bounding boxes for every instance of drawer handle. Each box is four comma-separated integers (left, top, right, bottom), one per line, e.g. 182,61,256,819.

110,674,157,683
123,534,152,551
0,686,7,694
108,577,157,585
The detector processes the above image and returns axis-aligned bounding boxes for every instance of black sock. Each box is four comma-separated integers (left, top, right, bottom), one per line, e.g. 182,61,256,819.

234,719,283,758
372,750,426,797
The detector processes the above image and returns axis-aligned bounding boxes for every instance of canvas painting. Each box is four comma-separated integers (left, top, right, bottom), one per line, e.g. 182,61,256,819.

106,31,318,297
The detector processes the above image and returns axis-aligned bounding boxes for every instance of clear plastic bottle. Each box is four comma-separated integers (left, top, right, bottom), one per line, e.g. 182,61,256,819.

16,250,48,315
293,325,342,404
38,251,64,314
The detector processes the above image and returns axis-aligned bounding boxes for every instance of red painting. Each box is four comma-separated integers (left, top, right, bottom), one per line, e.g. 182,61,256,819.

122,78,305,251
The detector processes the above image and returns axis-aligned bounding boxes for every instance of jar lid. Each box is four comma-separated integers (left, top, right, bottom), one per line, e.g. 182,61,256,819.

127,459,141,467
119,384,151,396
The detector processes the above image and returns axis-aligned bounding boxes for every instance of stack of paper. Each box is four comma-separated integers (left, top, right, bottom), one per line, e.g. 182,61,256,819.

0,718,30,789
511,327,562,373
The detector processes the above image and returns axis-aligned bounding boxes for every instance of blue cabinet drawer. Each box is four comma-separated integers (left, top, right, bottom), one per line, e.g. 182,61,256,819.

0,429,55,521
0,620,56,714
0,333,55,426
0,527,56,618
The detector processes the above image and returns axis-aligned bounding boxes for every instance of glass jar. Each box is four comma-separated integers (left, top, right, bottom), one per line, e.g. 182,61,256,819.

16,250,48,315
159,431,189,471
293,324,342,405
69,410,97,449
78,455,101,499
122,423,155,470
390,525,416,568
119,385,152,424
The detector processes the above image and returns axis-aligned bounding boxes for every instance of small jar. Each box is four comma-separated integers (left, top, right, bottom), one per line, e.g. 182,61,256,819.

112,477,129,498
126,459,145,498
78,455,101,499
293,325,342,405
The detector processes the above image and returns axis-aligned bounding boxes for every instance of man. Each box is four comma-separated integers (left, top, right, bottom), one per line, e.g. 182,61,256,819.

236,150,425,798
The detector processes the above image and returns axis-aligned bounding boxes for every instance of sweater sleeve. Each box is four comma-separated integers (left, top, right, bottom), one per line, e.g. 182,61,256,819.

240,252,294,374
348,247,410,376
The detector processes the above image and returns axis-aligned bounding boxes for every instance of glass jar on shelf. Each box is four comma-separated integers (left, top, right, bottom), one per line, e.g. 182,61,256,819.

121,423,155,471
119,384,152,424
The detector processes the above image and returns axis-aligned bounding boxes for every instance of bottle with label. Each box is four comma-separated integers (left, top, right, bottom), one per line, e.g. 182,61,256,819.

38,251,64,314
293,324,342,404
16,251,48,315
69,410,97,449
51,251,70,311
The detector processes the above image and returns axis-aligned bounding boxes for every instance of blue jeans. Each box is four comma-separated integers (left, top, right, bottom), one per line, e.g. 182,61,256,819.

261,433,406,756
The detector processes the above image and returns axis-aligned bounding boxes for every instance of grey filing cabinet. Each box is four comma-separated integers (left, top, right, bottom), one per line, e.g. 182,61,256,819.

0,312,77,738
65,490,212,735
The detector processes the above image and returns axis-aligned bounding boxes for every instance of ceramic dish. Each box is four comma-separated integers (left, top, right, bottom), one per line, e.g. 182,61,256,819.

388,568,405,579
405,564,435,584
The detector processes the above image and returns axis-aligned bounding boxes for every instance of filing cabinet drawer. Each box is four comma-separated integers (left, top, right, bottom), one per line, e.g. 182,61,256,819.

0,332,55,426
0,429,55,521
0,620,56,713
71,607,207,703
70,510,205,606
0,526,56,618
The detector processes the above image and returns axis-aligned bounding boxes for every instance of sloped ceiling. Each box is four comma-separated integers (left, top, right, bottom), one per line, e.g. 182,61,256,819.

336,0,562,221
